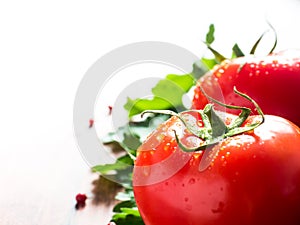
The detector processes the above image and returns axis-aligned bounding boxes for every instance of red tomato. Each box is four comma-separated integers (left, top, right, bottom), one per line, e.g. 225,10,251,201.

192,49,300,126
133,111,300,225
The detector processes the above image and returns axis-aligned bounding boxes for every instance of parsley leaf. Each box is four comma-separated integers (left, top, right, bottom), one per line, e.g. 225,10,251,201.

124,74,195,117
206,24,215,44
111,207,144,225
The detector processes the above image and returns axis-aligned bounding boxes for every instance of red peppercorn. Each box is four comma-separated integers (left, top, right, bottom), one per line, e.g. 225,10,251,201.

76,193,87,204
89,119,94,128
108,106,113,115
75,193,87,210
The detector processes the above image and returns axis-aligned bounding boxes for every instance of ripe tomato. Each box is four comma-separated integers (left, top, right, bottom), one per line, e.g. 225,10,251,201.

133,110,300,225
192,49,300,126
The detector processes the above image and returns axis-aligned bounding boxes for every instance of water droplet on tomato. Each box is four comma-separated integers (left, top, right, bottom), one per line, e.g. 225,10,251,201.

211,201,225,213
188,178,196,184
156,133,165,142
216,72,222,78
185,204,193,211
142,166,151,176
163,145,170,151
222,161,227,167
184,197,189,202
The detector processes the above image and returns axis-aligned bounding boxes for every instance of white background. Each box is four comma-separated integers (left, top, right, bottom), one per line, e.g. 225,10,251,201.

1,0,300,224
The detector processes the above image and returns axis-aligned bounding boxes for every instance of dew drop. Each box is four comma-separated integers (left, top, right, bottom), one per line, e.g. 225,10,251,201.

163,145,169,151
259,141,265,146
156,133,165,142
260,61,267,67
222,161,227,167
211,201,225,213
218,68,224,73
188,178,196,184
142,166,151,176
216,72,222,78
185,204,193,211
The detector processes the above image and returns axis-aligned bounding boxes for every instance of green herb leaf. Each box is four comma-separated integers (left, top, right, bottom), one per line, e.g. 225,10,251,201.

112,207,144,225
112,186,144,224
124,74,195,117
192,60,208,79
92,155,133,174
206,45,226,63
113,200,136,213
102,114,169,146
200,58,218,70
232,43,245,58
206,24,215,44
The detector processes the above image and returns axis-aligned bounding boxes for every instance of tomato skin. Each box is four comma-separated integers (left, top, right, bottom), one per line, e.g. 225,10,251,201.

192,50,300,126
133,114,300,225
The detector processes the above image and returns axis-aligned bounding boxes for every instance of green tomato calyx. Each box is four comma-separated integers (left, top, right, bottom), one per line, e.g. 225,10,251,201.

142,86,265,153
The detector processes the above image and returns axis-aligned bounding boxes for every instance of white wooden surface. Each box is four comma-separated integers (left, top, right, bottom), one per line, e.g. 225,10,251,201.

0,132,114,225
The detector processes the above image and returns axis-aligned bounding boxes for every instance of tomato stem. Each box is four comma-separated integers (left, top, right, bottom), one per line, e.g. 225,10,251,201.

142,87,264,153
